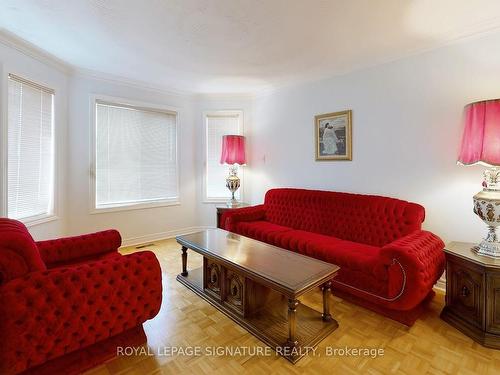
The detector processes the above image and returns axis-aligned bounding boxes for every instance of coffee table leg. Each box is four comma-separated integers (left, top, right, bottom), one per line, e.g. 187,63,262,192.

181,246,188,276
322,281,332,322
286,298,299,348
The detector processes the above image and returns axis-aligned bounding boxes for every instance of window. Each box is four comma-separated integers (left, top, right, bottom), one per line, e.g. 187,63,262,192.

93,99,178,210
7,74,55,222
204,111,243,201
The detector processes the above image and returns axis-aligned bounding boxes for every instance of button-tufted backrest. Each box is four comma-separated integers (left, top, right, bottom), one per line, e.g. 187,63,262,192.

264,188,425,247
0,218,46,285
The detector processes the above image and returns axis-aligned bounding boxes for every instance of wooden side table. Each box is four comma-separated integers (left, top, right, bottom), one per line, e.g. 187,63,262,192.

216,203,250,229
440,242,500,348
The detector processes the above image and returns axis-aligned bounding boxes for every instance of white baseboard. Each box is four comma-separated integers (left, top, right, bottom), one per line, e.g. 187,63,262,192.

121,226,213,247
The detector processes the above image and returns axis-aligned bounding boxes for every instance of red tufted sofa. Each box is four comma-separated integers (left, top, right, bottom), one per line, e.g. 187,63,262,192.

221,188,445,325
0,218,162,375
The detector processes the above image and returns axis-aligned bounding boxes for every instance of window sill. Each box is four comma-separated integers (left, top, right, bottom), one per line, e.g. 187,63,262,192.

203,197,242,204
202,199,231,204
90,200,180,214
22,214,59,227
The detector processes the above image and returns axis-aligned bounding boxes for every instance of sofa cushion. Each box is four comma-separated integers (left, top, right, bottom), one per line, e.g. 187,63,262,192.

234,221,292,243
269,229,390,296
271,230,384,276
233,224,390,296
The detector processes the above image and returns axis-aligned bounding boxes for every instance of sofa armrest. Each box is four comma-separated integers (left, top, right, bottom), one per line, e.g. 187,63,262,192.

380,230,445,310
221,204,267,231
0,250,162,374
36,230,121,266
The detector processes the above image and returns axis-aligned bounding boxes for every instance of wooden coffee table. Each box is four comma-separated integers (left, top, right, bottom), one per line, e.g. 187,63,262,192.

176,229,339,363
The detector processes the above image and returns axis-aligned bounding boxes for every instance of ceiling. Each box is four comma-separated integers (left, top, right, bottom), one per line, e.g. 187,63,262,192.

1,0,500,94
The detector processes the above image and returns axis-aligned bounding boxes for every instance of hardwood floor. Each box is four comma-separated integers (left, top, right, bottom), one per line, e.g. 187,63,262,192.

83,238,500,375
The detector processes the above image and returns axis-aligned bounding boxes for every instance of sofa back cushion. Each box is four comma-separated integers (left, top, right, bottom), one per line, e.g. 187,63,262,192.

264,188,424,247
0,218,46,285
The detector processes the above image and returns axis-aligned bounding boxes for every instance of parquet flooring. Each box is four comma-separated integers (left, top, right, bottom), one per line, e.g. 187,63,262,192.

83,238,500,375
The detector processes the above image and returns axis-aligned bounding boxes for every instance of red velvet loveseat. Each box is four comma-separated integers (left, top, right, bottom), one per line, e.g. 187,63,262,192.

221,188,445,325
0,218,162,375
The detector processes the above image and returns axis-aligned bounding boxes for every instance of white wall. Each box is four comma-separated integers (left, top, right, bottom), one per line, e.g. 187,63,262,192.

0,36,69,240
248,31,500,244
66,74,200,245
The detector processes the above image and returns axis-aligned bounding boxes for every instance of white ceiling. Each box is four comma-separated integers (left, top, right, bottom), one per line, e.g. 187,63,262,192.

1,0,500,94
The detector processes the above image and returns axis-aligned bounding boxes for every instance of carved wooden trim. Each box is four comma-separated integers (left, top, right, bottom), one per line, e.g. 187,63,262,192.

204,259,223,299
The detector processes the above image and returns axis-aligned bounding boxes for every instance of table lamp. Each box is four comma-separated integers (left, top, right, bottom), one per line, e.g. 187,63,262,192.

458,99,500,257
220,135,246,207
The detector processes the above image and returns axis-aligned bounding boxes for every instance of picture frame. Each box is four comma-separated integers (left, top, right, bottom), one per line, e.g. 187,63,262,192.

315,110,352,161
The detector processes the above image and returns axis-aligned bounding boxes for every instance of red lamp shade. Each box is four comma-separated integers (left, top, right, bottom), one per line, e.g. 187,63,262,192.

220,135,246,165
458,99,500,166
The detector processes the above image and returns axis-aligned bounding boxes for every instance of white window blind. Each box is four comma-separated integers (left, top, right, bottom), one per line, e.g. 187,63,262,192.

7,74,55,221
95,101,178,209
205,112,242,200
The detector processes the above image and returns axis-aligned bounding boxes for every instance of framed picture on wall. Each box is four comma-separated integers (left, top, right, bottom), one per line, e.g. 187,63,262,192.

315,110,352,161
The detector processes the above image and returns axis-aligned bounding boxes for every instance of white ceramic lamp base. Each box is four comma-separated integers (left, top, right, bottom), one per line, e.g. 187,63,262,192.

225,165,240,207
472,168,500,258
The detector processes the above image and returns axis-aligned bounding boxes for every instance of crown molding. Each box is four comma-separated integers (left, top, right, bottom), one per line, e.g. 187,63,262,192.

72,68,258,100
0,29,257,98
0,28,71,74
193,92,256,101
70,67,196,98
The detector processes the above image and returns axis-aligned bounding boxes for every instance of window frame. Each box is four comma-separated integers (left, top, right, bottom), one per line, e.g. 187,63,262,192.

3,72,58,226
202,109,244,203
89,95,181,214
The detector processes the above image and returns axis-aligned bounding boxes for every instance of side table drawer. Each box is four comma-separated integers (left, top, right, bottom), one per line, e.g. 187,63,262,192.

486,273,500,335
447,258,484,329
